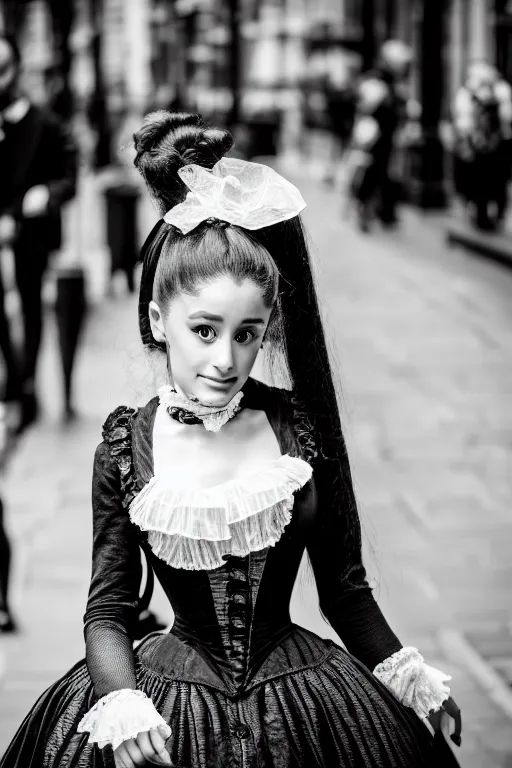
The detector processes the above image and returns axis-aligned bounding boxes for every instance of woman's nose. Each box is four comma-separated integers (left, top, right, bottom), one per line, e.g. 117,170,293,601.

213,342,234,374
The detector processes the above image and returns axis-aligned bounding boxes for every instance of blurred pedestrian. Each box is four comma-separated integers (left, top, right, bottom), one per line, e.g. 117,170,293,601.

322,62,357,187
0,241,21,407
348,40,412,232
0,494,14,633
0,401,15,633
1,112,461,768
0,34,78,432
452,60,512,230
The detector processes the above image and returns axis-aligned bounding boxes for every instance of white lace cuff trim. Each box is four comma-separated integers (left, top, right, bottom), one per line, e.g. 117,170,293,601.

373,647,451,720
77,689,172,751
129,454,312,570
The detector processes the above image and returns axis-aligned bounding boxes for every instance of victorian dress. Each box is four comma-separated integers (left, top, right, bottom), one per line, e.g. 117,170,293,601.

0,380,457,767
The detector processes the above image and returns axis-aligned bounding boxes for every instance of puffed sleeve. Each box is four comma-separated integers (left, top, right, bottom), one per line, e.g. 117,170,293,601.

306,452,403,672
83,441,142,697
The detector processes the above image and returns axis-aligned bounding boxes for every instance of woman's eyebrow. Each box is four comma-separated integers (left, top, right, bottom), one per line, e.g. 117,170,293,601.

188,311,223,321
188,312,265,324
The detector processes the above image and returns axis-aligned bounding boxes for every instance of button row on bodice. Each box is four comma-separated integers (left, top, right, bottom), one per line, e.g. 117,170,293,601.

226,556,251,687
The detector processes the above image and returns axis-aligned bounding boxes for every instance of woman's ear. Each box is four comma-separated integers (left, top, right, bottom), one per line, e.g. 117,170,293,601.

149,300,166,343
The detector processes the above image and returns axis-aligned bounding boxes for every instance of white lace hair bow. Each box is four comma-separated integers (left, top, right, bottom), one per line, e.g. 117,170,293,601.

163,158,306,234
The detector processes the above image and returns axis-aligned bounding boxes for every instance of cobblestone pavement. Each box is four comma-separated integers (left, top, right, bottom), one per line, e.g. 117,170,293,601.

1,169,512,766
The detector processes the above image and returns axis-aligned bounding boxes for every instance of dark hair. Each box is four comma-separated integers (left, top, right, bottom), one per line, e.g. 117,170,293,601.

135,113,363,588
0,35,21,66
133,111,279,354
154,222,278,309
133,111,234,214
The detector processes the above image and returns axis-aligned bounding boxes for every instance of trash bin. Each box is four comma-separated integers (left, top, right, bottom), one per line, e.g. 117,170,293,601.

104,183,141,293
246,113,281,158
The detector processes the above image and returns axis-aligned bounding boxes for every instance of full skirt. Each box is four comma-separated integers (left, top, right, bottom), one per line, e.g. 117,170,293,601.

0,630,456,768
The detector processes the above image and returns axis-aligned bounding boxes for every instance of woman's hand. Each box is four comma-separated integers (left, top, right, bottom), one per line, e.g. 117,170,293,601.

114,726,173,767
427,696,462,747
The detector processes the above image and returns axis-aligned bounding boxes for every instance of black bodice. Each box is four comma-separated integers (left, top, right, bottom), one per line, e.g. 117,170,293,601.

84,381,402,700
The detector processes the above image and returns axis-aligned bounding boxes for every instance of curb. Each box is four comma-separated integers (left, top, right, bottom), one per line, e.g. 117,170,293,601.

446,223,512,268
438,628,512,720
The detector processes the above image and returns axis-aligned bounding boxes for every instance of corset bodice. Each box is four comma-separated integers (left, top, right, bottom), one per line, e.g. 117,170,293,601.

147,499,314,693
129,381,318,693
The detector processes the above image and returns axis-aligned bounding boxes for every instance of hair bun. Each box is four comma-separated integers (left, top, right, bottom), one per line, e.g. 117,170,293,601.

133,111,234,213
133,111,202,156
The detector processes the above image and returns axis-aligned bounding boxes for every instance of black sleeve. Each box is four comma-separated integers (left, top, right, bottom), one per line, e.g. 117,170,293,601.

44,114,78,210
307,453,402,672
83,442,142,697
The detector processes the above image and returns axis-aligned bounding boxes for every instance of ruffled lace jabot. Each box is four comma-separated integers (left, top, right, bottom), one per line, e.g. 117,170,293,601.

129,453,312,571
158,385,243,432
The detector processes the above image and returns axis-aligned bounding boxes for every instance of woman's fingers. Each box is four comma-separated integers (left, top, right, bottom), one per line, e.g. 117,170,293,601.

145,727,173,765
442,696,462,746
135,729,172,765
146,753,174,766
113,727,172,768
426,697,462,748
148,726,170,755
148,727,165,751
440,710,454,740
113,746,127,768
136,730,156,759
121,738,147,767
114,743,134,768
114,741,143,768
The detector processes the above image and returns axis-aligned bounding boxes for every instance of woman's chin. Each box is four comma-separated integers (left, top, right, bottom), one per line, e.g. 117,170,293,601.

195,379,239,407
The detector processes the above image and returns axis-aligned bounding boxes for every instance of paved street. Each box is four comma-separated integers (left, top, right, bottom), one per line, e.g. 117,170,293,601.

1,168,512,766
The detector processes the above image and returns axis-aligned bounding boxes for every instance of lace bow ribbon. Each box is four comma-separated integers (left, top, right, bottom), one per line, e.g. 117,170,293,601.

77,689,172,751
373,647,451,720
163,158,307,234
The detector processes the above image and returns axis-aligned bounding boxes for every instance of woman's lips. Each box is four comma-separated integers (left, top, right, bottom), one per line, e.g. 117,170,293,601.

199,375,237,388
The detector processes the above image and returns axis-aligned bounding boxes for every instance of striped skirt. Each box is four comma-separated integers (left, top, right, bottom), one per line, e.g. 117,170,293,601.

0,630,454,768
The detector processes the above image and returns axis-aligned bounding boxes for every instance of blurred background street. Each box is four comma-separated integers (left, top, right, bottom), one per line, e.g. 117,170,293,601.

1,1,512,766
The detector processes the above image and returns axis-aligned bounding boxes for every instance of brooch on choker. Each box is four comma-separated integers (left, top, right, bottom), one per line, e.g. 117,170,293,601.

158,386,243,432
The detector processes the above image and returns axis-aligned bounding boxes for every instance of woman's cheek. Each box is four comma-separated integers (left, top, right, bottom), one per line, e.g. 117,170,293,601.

241,345,259,374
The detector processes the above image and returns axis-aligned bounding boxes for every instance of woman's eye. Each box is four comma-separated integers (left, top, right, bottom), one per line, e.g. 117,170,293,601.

193,325,216,342
235,329,255,344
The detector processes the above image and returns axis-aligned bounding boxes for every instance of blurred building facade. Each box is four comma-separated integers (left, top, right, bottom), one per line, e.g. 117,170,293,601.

1,0,511,198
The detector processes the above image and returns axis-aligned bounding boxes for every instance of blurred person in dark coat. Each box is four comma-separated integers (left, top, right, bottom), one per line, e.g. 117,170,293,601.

452,60,512,230
0,34,77,432
349,40,412,232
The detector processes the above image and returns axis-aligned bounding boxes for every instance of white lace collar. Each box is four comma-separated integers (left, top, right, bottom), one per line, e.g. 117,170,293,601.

129,453,312,571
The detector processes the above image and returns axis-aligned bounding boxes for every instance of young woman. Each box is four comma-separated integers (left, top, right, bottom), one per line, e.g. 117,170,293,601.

0,112,462,768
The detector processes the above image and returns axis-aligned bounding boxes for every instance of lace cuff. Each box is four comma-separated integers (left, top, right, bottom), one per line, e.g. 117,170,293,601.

373,647,451,720
77,689,172,751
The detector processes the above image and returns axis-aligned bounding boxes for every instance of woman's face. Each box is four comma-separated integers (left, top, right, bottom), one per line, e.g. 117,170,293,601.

149,275,273,406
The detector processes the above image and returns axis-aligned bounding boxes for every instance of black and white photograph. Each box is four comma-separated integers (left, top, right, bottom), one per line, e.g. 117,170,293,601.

0,1,511,766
